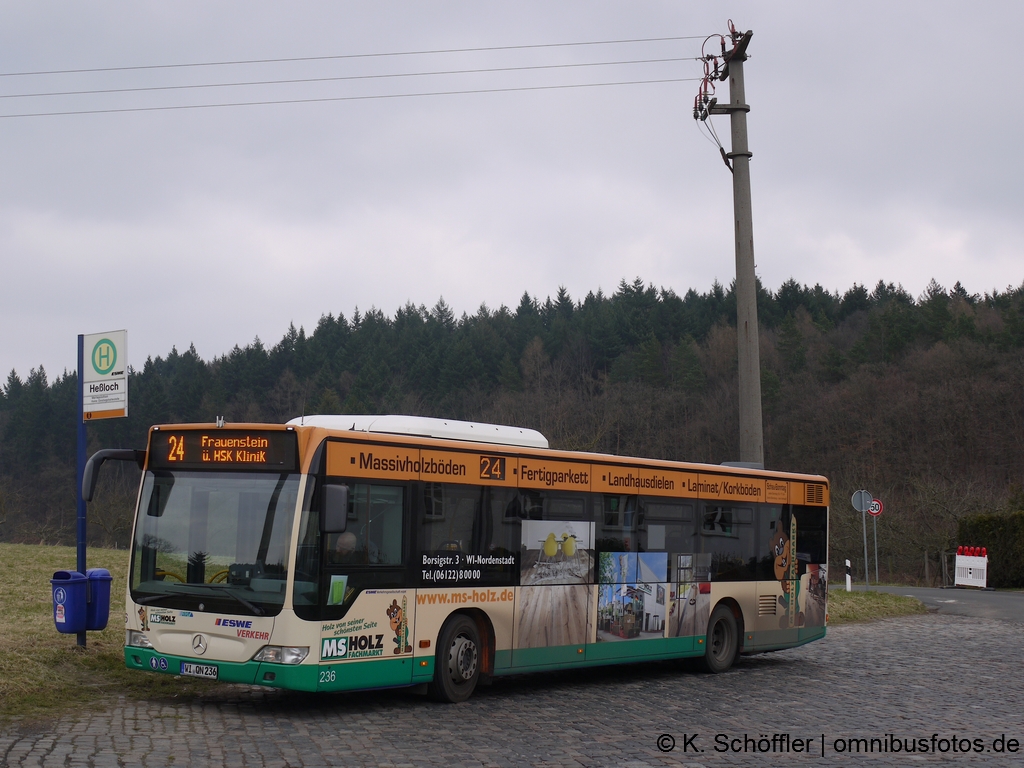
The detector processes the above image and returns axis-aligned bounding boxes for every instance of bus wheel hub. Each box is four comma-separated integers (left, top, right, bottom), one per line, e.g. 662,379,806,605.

449,636,477,682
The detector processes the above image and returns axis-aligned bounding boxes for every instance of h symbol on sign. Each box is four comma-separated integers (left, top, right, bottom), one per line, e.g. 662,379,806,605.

97,345,112,369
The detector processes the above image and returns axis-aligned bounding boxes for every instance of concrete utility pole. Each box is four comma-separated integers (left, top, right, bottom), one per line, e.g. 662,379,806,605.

698,27,763,466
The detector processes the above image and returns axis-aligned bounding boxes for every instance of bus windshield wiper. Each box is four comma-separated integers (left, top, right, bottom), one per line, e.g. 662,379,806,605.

184,583,265,615
135,592,179,606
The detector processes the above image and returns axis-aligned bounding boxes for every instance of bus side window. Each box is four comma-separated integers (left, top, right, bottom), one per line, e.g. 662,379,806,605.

292,479,321,618
792,505,828,569
328,484,405,566
639,500,693,550
757,505,783,580
699,504,757,581
759,505,825,581
418,483,519,586
420,483,480,554
321,482,408,620
519,491,543,520
485,486,520,557
639,500,694,582
516,490,588,522
597,494,639,552
545,494,587,521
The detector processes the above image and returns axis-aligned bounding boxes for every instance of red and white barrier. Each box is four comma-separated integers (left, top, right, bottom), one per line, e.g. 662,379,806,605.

954,546,988,588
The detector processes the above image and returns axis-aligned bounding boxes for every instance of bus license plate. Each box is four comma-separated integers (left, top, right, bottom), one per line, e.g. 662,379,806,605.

180,662,218,680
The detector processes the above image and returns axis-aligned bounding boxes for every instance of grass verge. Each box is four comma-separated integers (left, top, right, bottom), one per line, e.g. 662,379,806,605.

1,543,929,721
0,543,224,723
827,588,928,624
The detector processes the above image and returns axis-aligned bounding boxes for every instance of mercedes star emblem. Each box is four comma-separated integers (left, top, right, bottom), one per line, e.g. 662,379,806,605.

192,634,208,655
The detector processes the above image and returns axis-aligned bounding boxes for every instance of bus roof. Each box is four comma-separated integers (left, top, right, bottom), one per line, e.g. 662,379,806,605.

286,414,549,450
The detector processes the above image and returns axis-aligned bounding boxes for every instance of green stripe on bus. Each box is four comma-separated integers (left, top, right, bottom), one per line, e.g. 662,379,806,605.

316,657,415,691
506,638,704,673
585,636,697,662
747,626,826,651
512,644,583,668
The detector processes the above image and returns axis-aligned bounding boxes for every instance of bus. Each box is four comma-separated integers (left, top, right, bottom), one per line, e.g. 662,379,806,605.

86,415,829,703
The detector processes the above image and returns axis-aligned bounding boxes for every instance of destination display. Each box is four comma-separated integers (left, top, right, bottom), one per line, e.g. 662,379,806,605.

148,429,298,471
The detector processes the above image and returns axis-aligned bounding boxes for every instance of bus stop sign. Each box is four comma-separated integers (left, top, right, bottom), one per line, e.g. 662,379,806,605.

82,329,128,421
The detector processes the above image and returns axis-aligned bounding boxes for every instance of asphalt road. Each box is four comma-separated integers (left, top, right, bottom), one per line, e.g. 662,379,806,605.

3,613,1024,766
855,584,1024,622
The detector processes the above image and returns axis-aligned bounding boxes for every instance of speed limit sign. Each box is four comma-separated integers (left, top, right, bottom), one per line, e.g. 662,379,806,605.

868,498,883,517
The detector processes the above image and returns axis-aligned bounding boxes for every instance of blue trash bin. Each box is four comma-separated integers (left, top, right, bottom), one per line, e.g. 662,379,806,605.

51,570,87,634
85,568,113,631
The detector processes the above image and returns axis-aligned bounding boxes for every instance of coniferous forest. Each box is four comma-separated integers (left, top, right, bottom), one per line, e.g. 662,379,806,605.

3,277,1024,583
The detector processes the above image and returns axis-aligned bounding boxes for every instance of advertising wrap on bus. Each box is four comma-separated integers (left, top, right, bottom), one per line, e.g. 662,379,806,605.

105,416,828,702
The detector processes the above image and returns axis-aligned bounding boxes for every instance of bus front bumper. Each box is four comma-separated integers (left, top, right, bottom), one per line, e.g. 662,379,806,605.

124,647,320,691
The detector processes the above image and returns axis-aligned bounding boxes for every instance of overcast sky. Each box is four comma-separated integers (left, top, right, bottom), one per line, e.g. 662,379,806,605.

2,1,1021,380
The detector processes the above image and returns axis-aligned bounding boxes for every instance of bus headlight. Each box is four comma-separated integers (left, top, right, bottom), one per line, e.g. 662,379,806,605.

127,631,154,649
253,645,309,664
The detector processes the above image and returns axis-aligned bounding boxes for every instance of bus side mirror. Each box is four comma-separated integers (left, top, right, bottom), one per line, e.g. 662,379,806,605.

322,484,349,533
83,449,146,501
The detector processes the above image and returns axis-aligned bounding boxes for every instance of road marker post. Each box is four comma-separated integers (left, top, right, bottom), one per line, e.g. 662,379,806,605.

852,490,872,589
869,498,883,584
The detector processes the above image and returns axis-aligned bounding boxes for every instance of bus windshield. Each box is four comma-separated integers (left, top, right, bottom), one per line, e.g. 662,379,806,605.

130,470,300,616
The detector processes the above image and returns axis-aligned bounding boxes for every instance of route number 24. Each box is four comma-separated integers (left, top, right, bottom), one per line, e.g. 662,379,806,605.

167,434,185,462
479,456,506,481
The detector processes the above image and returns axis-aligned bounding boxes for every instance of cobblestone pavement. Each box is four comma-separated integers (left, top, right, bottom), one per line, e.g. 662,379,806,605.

3,614,1023,767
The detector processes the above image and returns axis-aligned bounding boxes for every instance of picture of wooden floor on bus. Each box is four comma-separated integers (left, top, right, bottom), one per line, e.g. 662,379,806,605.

514,585,589,648
668,582,710,638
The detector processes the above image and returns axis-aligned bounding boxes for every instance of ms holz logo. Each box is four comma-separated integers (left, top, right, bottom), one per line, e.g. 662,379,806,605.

321,634,385,660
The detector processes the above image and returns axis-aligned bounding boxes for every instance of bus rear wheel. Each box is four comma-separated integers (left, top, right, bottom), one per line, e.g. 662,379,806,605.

703,604,738,673
428,614,481,703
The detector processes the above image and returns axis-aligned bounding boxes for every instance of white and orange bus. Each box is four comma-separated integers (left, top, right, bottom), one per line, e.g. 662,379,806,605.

87,415,829,702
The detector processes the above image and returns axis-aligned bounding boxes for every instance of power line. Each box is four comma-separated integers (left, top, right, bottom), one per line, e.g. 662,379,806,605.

1,57,697,100
0,77,698,120
0,36,710,79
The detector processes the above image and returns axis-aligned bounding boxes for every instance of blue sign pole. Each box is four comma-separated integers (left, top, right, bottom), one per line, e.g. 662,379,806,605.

76,334,87,648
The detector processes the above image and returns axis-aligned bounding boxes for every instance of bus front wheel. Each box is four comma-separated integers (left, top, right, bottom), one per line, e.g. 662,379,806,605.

703,604,738,673
429,614,480,703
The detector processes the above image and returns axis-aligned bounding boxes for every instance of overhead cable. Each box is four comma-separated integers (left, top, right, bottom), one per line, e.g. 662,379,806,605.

1,57,697,100
0,36,710,79
0,77,698,119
